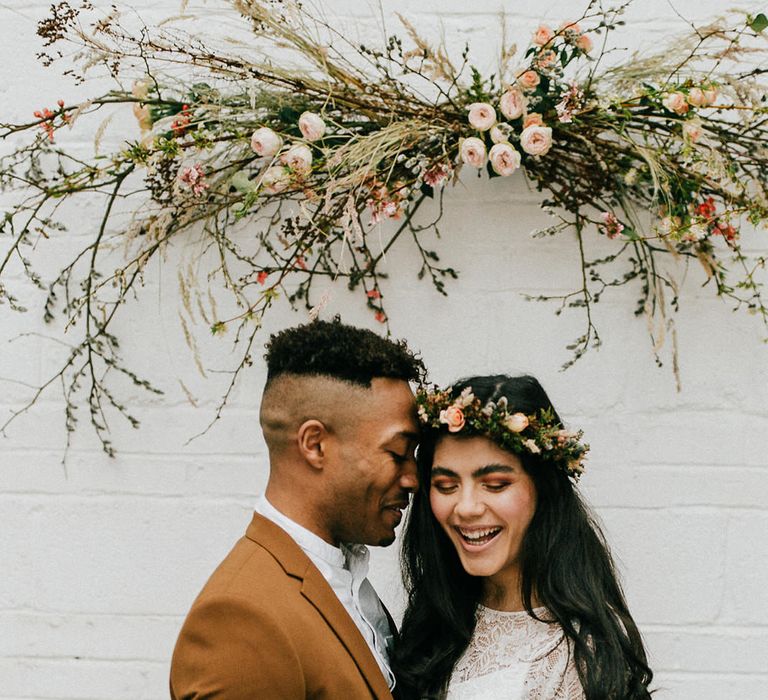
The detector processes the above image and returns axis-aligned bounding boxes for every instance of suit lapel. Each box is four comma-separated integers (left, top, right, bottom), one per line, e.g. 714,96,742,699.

245,513,393,700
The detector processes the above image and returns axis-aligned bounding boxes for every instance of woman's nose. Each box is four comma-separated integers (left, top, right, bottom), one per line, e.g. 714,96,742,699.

454,487,485,518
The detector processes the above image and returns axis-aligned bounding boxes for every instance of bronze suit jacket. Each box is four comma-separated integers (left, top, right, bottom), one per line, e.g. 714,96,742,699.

170,513,395,700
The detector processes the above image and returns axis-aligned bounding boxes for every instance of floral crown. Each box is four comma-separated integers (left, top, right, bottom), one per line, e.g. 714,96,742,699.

416,385,589,481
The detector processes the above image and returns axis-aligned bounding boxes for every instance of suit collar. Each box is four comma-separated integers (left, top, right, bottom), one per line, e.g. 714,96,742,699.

245,513,394,700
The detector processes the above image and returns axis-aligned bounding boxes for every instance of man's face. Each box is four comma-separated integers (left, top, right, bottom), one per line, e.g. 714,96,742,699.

328,378,419,546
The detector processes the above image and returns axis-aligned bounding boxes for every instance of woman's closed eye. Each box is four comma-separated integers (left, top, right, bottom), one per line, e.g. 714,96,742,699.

482,480,511,492
431,480,458,494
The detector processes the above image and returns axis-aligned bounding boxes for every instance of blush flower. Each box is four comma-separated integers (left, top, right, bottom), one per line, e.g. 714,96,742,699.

261,166,291,194
682,118,703,143
489,143,521,176
178,163,208,197
460,136,487,168
467,102,497,131
662,92,689,115
490,123,514,144
687,87,706,107
298,111,326,141
520,125,553,156
281,144,313,174
523,112,544,129
532,25,555,46
522,438,541,454
250,127,283,157
499,87,526,120
439,405,466,432
518,70,541,92
503,412,529,432
576,34,593,52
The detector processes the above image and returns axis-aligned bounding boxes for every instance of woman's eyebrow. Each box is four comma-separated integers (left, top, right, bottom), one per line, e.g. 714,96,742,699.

430,466,458,478
472,464,516,477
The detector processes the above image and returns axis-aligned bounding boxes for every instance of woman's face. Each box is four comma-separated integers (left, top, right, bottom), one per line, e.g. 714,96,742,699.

429,435,537,586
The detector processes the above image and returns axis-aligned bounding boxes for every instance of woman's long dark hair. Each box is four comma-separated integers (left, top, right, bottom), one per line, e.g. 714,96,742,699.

392,375,653,699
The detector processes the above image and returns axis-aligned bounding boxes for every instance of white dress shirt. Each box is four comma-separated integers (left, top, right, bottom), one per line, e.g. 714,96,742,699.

254,496,396,689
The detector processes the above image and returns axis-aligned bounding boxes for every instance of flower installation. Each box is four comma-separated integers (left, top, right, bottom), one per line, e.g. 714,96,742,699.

1,0,767,453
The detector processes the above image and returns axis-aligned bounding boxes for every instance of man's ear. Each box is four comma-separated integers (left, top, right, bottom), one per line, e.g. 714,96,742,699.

297,419,328,470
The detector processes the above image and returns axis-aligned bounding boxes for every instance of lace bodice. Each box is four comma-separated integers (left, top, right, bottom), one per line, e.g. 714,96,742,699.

446,605,585,700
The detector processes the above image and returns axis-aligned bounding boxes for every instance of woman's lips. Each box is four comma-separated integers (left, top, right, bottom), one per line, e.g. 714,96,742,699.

454,526,502,550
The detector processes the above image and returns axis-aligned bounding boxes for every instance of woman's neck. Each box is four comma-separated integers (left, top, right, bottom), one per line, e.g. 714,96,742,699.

481,566,539,611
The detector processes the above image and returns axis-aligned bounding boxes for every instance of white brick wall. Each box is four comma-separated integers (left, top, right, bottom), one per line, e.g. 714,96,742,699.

1,1,767,698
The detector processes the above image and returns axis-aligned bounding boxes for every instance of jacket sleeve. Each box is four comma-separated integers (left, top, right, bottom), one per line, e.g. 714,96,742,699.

170,595,306,699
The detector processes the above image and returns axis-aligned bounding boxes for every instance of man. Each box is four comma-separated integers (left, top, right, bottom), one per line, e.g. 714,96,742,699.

170,317,425,699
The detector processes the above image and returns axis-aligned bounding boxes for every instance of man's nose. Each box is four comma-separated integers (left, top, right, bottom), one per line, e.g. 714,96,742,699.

399,458,419,493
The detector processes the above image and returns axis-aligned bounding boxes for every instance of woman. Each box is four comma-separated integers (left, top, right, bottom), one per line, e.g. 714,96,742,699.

392,375,653,699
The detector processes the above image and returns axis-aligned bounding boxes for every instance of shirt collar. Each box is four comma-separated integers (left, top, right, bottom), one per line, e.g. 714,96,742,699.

255,494,345,569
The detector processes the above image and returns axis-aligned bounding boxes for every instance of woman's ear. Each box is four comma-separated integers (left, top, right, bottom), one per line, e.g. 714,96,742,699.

297,419,328,470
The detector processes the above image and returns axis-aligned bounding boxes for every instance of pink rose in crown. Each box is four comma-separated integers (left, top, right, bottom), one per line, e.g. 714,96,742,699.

460,137,487,168
440,405,466,432
298,111,326,141
504,412,529,433
489,143,521,176
532,25,554,46
499,88,526,120
520,125,553,156
467,102,497,131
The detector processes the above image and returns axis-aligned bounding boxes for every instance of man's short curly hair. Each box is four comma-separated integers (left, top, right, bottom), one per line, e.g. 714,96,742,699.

264,317,426,387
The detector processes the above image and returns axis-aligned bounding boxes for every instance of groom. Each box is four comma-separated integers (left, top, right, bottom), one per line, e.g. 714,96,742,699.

170,318,424,699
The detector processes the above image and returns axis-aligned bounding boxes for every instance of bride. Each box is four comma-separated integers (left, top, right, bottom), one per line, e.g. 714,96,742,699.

392,375,652,699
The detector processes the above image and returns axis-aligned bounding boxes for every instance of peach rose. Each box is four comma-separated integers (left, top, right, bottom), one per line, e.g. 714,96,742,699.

250,127,283,157
261,166,291,194
687,87,706,107
560,21,582,33
518,70,541,92
131,79,150,101
532,25,554,46
576,34,593,52
662,92,689,115
298,111,326,141
132,103,152,131
467,102,497,131
520,125,553,156
536,50,557,68
703,87,718,106
489,143,521,176
499,88,526,120
503,412,529,432
682,118,703,143
523,112,544,128
440,405,466,433
281,143,313,174
460,136,487,168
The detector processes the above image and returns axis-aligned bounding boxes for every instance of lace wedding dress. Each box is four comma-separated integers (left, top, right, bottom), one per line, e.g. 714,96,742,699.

445,606,585,700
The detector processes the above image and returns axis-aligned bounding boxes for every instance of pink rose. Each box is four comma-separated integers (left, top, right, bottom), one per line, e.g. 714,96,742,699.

298,111,326,141
523,112,544,129
560,21,582,34
520,125,553,156
503,412,529,432
682,118,703,143
535,50,557,68
261,166,291,194
250,127,283,157
460,137,487,168
281,144,313,174
518,70,541,92
687,87,706,107
662,92,689,115
576,34,593,52
532,25,554,46
440,405,465,433
703,87,718,106
489,143,521,176
499,88,526,120
467,102,497,131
